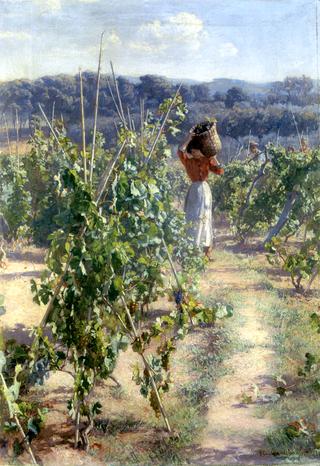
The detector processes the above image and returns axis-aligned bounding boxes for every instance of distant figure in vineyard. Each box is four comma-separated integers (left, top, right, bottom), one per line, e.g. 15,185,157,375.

178,121,224,259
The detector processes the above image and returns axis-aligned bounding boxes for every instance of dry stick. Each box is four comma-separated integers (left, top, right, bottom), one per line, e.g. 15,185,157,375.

162,237,194,326
95,138,127,203
140,98,144,148
79,69,87,183
229,141,243,163
113,120,120,138
120,296,172,433
3,114,12,156
161,237,181,290
90,31,105,185
127,107,133,131
305,265,319,293
38,104,67,157
106,76,125,126
246,129,252,158
290,109,302,149
239,154,270,219
145,108,149,125
315,0,320,143
110,61,127,126
146,84,182,163
39,254,73,328
15,108,20,169
51,101,56,126
0,373,38,465
74,408,81,448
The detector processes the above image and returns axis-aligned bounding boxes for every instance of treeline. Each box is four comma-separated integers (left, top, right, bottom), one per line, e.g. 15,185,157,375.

0,73,319,154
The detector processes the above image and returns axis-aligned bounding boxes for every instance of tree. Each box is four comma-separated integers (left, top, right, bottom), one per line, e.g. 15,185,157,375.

191,83,211,102
137,75,174,104
225,87,248,109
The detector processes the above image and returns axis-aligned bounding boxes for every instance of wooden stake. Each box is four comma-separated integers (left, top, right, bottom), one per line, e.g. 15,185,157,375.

161,237,181,290
290,109,302,150
95,138,127,203
79,69,87,183
140,98,144,148
51,101,56,126
106,76,124,126
38,104,66,155
110,61,127,126
15,108,20,169
127,107,133,131
146,84,182,163
0,373,38,465
120,296,172,433
90,31,105,184
3,114,12,156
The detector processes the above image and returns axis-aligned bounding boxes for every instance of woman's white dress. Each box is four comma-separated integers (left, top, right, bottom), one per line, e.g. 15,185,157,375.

184,181,213,248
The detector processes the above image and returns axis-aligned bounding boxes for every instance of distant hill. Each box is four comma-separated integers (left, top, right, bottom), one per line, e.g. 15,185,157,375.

123,75,273,96
205,78,272,96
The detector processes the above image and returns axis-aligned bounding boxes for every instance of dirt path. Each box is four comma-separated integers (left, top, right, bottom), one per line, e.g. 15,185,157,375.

0,245,290,465
192,264,279,465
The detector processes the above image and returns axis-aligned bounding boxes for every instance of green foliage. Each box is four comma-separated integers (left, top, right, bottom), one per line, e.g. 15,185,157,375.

19,93,231,452
0,155,31,239
211,145,320,245
0,349,46,460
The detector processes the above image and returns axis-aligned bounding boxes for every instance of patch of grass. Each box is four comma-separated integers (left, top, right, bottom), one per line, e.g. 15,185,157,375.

266,427,315,457
95,415,144,436
92,320,232,465
179,327,231,407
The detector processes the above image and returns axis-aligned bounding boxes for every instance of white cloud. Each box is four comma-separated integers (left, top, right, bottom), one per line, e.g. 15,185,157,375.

0,31,31,40
218,42,238,57
32,0,61,12
108,31,121,45
129,12,207,54
78,0,100,2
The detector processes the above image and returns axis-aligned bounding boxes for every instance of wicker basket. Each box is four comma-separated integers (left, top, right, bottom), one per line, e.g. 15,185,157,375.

187,120,222,158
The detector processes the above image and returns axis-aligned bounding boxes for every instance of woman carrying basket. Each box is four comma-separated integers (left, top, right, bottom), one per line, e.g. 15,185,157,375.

178,120,224,259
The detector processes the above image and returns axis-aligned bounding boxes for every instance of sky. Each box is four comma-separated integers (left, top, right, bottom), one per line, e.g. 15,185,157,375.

0,0,318,83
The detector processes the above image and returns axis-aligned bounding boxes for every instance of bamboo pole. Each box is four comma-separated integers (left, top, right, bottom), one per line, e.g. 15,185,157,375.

110,61,127,126
15,108,20,169
79,69,87,183
38,104,67,156
0,373,38,465
146,84,182,163
113,120,120,138
290,109,302,150
127,107,132,131
51,101,56,126
246,129,251,158
315,0,320,144
106,76,125,126
89,31,105,184
161,237,181,290
74,407,80,448
140,98,144,148
3,114,12,157
95,138,127,203
120,296,172,433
